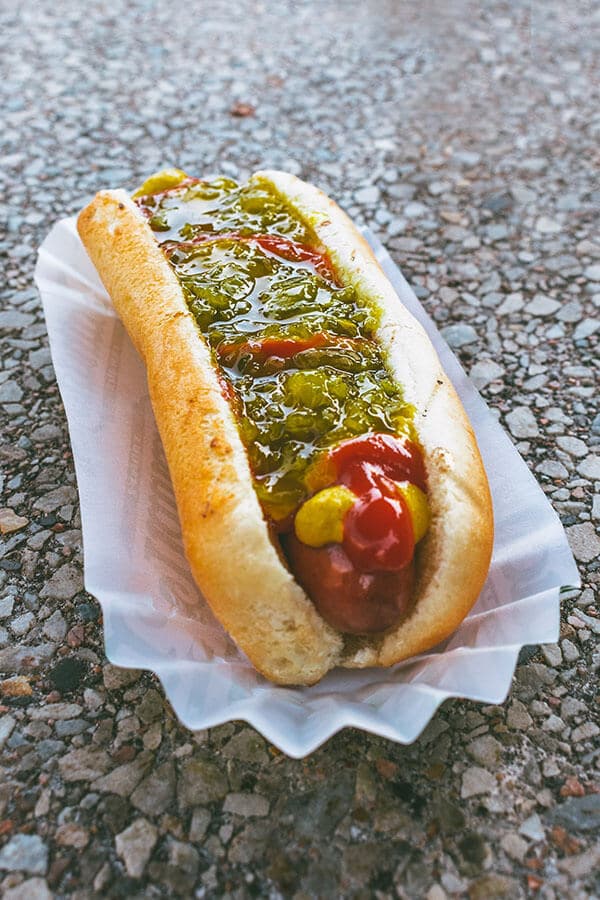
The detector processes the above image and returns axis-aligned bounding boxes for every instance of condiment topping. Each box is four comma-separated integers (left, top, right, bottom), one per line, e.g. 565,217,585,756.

298,433,428,573
136,175,311,243
135,175,416,524
134,170,429,631
294,485,356,547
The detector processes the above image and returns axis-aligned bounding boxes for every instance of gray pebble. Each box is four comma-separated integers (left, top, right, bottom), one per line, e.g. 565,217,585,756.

547,795,600,833
519,813,545,842
39,564,83,601
59,747,110,782
54,719,89,737
0,643,56,673
497,293,524,315
506,700,533,730
42,609,67,641
404,201,429,218
541,644,562,667
428,180,451,196
525,295,561,317
486,224,509,242
28,348,52,370
536,460,568,479
566,522,600,563
561,639,579,663
2,878,52,900
556,300,583,323
469,359,504,389
556,435,589,458
93,752,154,798
578,454,600,479
573,317,599,340
441,323,478,348
501,832,528,863
505,406,539,439
354,185,380,204
584,264,600,280
535,216,562,234
0,834,48,875
557,846,600,879
10,612,35,636
0,380,23,403
177,757,228,808
30,703,83,721
189,808,211,843
0,596,15,619
0,715,16,748
466,735,503,767
571,722,600,743
542,713,566,733
454,151,481,166
223,792,270,817
0,311,35,329
461,766,496,798
115,818,158,879
131,761,176,816
34,486,77,514
520,158,546,174
30,424,62,443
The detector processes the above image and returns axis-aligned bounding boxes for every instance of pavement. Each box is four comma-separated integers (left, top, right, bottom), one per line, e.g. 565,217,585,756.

0,0,599,897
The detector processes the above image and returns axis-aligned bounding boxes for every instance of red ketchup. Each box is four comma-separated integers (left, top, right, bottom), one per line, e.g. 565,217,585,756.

249,234,338,282
217,332,370,362
286,434,427,634
328,433,425,573
164,232,338,283
218,332,331,360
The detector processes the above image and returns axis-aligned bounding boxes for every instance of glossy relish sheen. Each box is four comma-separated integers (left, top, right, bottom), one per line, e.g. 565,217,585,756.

135,176,414,522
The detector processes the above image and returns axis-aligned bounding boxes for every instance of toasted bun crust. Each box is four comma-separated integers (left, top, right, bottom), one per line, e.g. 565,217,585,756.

77,173,493,684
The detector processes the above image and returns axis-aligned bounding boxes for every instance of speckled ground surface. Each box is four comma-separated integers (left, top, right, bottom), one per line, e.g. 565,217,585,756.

1,1,599,897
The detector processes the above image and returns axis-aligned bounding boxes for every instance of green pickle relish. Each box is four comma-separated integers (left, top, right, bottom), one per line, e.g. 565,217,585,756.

135,175,414,523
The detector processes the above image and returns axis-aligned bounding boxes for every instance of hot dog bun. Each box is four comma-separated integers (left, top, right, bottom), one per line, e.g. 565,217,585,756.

77,171,493,685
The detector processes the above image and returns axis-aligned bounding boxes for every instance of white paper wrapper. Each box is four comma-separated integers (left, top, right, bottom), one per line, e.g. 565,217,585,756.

34,217,580,757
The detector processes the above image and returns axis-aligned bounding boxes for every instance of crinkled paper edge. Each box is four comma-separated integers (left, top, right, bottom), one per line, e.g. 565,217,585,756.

35,219,580,757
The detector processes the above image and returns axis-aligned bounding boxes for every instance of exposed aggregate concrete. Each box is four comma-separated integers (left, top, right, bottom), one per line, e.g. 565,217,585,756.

0,1,598,897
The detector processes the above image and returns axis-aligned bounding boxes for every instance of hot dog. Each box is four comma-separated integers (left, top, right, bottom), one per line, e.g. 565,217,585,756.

77,169,494,685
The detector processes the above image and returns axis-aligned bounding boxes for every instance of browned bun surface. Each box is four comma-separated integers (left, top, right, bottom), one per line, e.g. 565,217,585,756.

77,173,493,684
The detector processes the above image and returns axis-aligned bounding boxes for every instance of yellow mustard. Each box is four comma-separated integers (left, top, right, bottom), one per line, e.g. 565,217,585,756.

396,482,430,543
294,485,356,547
294,481,430,549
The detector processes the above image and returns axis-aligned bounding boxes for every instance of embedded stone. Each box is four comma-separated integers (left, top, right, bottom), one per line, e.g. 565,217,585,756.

115,818,158,878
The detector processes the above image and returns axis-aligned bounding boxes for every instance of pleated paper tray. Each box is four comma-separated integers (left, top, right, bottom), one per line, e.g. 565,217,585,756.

34,219,580,758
